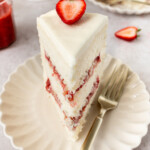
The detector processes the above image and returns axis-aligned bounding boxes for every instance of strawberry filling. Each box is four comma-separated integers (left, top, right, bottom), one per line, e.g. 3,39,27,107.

46,79,62,108
45,51,101,102
70,77,99,128
45,77,100,130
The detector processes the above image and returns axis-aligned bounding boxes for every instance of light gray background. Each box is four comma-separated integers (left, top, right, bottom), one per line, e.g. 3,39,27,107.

0,0,150,149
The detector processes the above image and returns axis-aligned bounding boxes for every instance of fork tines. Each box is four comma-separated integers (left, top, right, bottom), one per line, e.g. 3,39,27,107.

101,64,129,102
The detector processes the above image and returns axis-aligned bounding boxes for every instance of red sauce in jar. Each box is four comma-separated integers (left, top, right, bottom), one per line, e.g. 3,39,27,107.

0,0,16,49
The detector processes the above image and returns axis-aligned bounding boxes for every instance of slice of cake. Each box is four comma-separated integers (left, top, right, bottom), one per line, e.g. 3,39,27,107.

37,9,108,140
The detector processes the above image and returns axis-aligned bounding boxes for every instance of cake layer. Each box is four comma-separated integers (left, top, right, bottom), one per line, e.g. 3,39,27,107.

37,10,108,90
41,47,103,117
45,77,100,140
44,51,101,102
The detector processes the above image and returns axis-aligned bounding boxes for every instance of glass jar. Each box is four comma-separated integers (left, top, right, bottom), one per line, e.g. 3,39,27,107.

0,0,16,49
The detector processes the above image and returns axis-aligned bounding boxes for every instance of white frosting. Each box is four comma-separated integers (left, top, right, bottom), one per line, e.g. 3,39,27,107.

37,18,107,90
37,10,108,67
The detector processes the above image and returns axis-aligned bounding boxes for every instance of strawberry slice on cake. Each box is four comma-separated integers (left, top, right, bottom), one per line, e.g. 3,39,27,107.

37,0,108,140
56,0,86,24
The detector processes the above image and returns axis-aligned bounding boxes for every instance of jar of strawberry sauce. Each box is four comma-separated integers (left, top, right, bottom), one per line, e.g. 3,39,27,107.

0,0,16,49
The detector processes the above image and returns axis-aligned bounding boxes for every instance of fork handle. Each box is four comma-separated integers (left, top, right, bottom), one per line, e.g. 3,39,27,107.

80,114,104,150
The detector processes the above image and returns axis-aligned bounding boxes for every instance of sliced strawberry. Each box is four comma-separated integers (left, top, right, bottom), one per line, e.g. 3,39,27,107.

56,0,86,25
115,26,141,41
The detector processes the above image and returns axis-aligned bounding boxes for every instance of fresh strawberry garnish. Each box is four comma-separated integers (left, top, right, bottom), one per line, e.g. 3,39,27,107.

115,26,141,41
56,0,86,25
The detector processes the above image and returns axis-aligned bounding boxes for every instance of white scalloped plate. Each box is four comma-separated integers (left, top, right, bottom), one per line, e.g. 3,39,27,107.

88,0,150,15
0,54,150,150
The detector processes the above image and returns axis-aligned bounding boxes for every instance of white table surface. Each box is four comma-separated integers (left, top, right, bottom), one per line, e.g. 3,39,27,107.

0,0,150,149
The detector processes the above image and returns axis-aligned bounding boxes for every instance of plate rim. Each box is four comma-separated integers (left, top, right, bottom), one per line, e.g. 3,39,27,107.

88,0,150,15
0,54,40,150
0,54,150,150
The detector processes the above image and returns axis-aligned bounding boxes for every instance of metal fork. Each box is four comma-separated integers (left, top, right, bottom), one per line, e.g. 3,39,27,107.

81,64,129,150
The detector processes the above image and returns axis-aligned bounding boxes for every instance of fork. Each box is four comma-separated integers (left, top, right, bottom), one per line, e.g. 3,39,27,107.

81,64,129,150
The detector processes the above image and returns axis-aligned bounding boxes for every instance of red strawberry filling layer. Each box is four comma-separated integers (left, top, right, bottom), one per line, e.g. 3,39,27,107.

45,51,101,102
46,77,99,130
